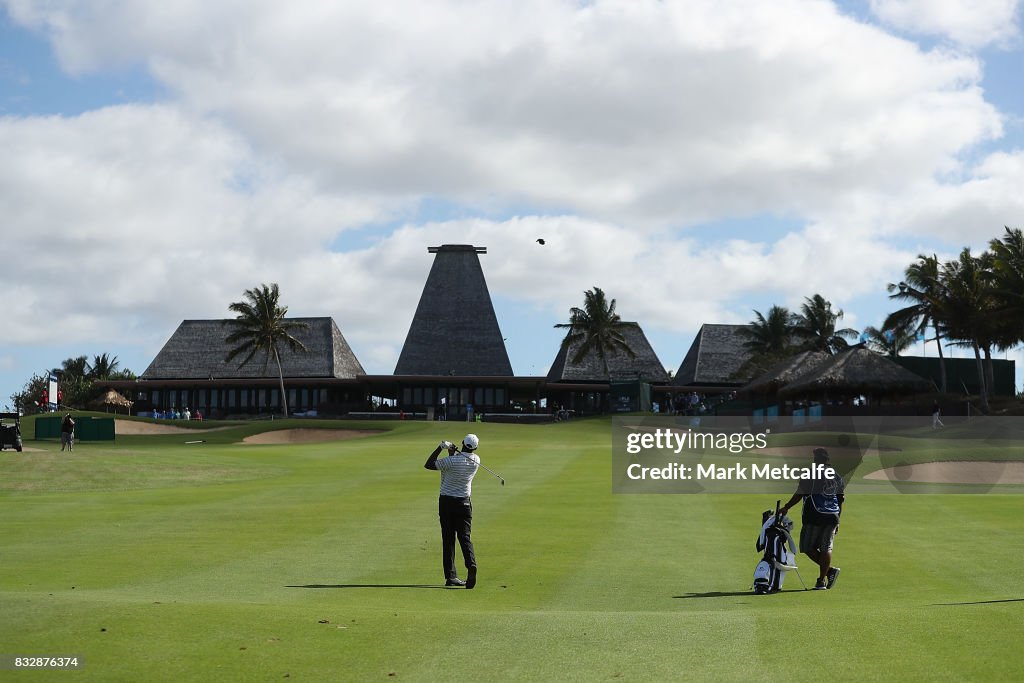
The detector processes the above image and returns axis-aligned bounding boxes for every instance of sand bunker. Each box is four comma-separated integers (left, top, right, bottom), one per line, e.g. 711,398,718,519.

864,461,1024,485
758,446,900,458
115,420,227,435
241,429,379,445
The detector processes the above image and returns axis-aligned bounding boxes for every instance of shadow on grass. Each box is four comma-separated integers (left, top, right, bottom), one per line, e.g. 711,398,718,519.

674,590,807,599
931,598,1024,606
287,584,449,590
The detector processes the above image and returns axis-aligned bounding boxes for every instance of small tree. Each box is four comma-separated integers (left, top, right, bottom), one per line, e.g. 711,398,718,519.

224,283,309,417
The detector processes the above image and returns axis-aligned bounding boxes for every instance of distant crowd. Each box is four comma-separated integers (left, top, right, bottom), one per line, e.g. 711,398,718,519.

149,407,203,421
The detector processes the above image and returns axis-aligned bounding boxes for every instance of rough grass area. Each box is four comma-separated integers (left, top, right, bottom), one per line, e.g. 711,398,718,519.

1,418,1022,681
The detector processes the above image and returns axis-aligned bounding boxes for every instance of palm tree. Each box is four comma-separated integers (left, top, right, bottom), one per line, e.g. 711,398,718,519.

988,226,1024,349
734,305,799,377
937,248,995,412
793,294,858,354
224,283,309,417
862,318,917,358
738,305,797,355
554,286,635,379
884,254,947,392
55,356,89,383
87,353,121,379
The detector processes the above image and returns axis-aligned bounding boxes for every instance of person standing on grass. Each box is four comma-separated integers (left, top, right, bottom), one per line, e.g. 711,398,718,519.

780,448,845,590
932,401,944,429
60,413,75,452
424,434,480,589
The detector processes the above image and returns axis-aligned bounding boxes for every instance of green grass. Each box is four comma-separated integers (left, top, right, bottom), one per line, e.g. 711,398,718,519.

1,417,1022,681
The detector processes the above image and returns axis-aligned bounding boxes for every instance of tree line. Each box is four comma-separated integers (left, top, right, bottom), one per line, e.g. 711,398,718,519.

557,228,1022,414
10,353,136,414
736,226,1024,412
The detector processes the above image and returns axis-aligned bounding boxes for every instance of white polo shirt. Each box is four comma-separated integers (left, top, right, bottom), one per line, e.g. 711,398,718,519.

437,451,480,498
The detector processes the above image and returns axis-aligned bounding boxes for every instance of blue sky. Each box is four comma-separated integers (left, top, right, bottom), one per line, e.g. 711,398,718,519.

2,0,1023,408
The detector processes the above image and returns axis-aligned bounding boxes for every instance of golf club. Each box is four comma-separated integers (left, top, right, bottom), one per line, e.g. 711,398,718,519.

478,462,505,486
446,441,505,485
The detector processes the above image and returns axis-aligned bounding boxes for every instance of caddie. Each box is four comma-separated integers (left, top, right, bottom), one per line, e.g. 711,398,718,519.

780,447,845,590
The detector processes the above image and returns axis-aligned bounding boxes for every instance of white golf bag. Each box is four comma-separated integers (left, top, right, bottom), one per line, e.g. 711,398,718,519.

753,506,798,594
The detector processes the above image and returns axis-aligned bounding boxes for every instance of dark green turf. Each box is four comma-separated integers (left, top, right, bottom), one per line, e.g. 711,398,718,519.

1,417,1022,681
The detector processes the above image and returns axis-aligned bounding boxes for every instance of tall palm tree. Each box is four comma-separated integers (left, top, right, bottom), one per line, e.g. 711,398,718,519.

884,254,947,392
793,294,858,354
938,248,995,412
554,286,635,380
988,226,1024,349
224,283,309,417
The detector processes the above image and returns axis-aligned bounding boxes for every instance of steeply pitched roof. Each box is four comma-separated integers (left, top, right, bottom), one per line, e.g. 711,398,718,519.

738,350,831,395
394,245,513,376
547,322,669,383
141,318,365,380
778,346,932,397
673,324,753,387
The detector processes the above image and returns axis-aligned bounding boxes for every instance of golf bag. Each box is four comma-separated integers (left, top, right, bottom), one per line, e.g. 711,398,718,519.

753,504,798,594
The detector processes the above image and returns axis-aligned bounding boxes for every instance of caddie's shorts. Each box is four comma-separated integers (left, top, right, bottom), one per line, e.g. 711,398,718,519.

800,520,837,554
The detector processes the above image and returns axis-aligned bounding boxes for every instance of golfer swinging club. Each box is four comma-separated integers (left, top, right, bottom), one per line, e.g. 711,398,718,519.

424,434,480,588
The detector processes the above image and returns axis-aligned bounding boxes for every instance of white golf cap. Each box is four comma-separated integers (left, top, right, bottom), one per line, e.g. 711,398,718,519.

463,433,479,451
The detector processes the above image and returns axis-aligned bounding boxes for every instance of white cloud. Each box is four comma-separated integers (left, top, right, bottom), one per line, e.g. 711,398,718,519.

0,105,395,347
3,0,1003,227
869,0,1022,49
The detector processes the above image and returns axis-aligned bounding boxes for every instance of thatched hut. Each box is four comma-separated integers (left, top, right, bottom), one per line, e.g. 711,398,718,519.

91,389,134,414
778,347,932,401
739,350,831,396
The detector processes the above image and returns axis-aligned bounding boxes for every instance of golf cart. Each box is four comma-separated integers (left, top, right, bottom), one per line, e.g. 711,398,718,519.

0,411,23,454
0,412,23,452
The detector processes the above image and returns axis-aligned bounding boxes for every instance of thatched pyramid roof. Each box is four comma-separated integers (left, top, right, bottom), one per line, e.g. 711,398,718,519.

394,245,513,376
739,350,830,395
142,318,365,380
778,347,932,397
547,322,670,383
673,324,753,387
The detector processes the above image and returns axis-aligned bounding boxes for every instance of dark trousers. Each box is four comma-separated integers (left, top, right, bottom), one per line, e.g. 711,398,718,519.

439,495,476,580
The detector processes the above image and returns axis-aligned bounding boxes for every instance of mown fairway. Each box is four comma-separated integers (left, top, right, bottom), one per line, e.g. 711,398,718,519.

1,416,1022,681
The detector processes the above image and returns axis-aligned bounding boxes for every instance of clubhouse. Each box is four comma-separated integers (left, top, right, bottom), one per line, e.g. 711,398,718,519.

106,245,1013,420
